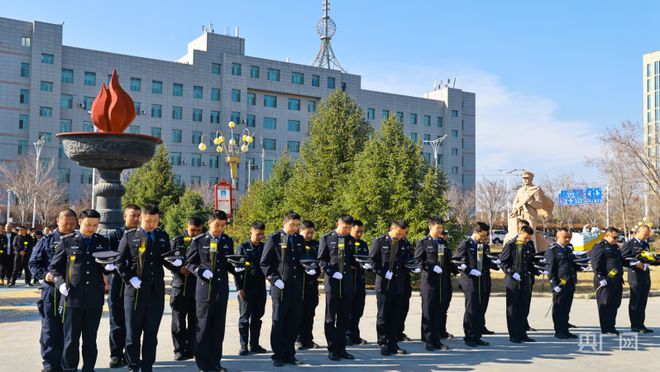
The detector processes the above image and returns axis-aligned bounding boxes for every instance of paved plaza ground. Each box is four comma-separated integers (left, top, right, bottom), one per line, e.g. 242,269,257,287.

1,281,659,372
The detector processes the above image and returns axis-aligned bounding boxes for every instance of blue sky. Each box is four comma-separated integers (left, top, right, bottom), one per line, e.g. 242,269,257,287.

3,0,656,184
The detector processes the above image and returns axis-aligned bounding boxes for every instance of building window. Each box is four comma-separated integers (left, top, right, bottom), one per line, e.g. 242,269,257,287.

423,134,431,142
263,138,276,151
191,176,201,185
134,102,141,115
267,68,280,81
210,111,220,123
21,36,31,47
59,95,73,109
451,110,459,118
231,89,241,102
80,169,93,184
292,72,304,85
451,130,458,137
327,77,336,89
288,120,301,132
423,115,431,126
307,100,317,113
246,114,256,127
288,98,301,111
287,141,300,153
191,154,202,167
41,53,54,64
152,80,163,94
82,121,94,132
410,132,418,142
193,86,203,99
173,83,183,97
264,117,277,130
130,78,141,91
208,155,219,169
18,139,28,155
173,175,181,185
192,109,203,122
231,63,242,76
231,112,241,123
171,152,182,166
451,148,459,156
312,74,320,87
83,96,94,110
172,106,183,120
19,89,30,104
436,116,443,127
61,68,74,83
211,88,220,101
84,71,96,86
59,119,72,132
19,114,29,130
172,129,182,143
264,95,277,108
151,127,162,138
212,63,221,74
247,92,256,106
128,125,140,134
451,166,459,174
367,108,375,120
250,65,260,78
192,131,202,144
410,113,418,125
382,110,390,119
151,104,162,118
20,63,30,77
264,159,274,177
58,168,70,183
396,112,404,123
40,81,53,92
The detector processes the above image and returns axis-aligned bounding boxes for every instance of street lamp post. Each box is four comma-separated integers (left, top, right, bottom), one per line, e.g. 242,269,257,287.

423,134,448,169
32,136,46,228
498,168,522,217
6,189,15,224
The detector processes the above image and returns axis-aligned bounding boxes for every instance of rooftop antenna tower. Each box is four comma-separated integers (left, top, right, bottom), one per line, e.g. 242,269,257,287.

312,0,346,72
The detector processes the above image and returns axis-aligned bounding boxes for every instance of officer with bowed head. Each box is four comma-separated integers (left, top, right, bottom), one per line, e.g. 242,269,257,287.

545,227,578,339
296,220,321,351
621,224,655,333
590,227,624,335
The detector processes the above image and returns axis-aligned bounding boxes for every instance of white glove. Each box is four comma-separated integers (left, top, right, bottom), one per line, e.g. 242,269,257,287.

104,263,116,271
172,259,183,267
58,283,68,296
512,272,521,281
433,265,443,274
541,270,549,275
274,279,285,289
630,261,641,267
469,269,482,277
234,267,245,272
412,267,421,273
202,270,214,280
459,264,467,271
129,276,141,289
385,270,393,280
553,286,562,293
362,263,373,270
305,269,317,276
599,279,608,287
644,263,650,271
332,272,343,280
493,259,502,265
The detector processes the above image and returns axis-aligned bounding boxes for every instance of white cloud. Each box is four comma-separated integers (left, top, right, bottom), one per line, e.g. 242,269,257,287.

357,64,603,182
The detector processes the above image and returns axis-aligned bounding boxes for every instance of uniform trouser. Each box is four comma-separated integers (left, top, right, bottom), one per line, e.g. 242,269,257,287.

324,290,353,353
297,284,318,344
11,254,31,284
596,279,623,332
421,282,452,344
270,285,302,361
195,298,228,371
462,276,489,341
107,273,126,360
171,290,197,355
481,275,492,330
62,306,103,372
505,279,531,340
347,289,366,342
523,280,534,328
552,283,575,335
238,286,266,347
376,292,404,349
628,270,651,329
0,254,13,279
124,285,165,372
399,288,411,337
37,286,63,371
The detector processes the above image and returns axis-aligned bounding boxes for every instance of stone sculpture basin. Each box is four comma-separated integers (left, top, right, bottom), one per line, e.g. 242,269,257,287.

57,132,162,170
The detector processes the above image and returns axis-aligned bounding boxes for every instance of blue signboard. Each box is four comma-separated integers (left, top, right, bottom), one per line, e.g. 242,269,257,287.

559,187,603,206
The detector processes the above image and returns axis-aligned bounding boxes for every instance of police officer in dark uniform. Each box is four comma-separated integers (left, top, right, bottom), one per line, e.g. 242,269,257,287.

0,224,15,285
455,222,492,347
186,210,236,372
106,204,140,368
296,220,320,350
346,219,369,346
10,225,35,287
235,221,268,355
621,224,654,333
117,205,179,372
318,214,357,361
590,227,624,335
500,225,536,343
169,216,203,360
370,220,417,356
414,216,453,351
260,211,306,367
29,209,78,372
49,209,112,372
545,228,578,339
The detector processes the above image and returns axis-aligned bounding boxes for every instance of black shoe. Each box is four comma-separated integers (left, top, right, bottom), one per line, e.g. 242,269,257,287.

475,339,490,346
328,352,341,361
307,341,320,349
338,351,354,360
527,326,537,332
250,344,268,353
425,343,435,351
603,329,619,335
273,359,284,367
295,341,305,350
554,333,570,339
8,283,15,288
432,342,449,350
380,345,392,356
284,357,303,365
521,336,535,342
400,333,412,341
440,332,454,340
568,323,577,328
390,346,407,355
239,344,249,356
354,338,367,345
216,365,227,372
566,332,578,339
109,358,127,368
481,328,495,335
631,328,642,333
509,338,522,344
465,339,478,347
642,327,654,333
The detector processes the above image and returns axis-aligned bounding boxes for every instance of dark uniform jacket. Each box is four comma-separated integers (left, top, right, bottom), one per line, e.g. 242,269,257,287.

621,238,651,272
234,239,266,291
590,240,624,285
117,227,173,297
352,238,369,291
499,238,536,287
29,230,65,288
369,234,414,295
301,239,320,290
49,231,111,309
545,242,577,288
186,232,236,303
13,234,35,257
414,235,454,291
259,229,306,286
0,233,11,257
455,238,492,290
318,231,357,296
169,233,197,296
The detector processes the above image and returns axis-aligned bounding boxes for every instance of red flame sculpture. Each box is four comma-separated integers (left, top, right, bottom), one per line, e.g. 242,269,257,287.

90,69,136,133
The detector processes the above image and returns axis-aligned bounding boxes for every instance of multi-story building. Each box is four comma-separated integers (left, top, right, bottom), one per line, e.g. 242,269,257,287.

0,17,475,204
643,51,660,171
